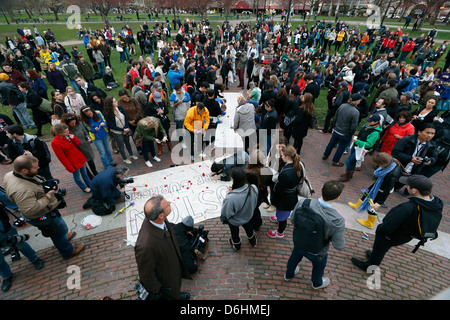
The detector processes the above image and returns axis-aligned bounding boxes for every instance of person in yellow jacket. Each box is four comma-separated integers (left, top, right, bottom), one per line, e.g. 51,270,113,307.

335,29,346,53
183,102,210,161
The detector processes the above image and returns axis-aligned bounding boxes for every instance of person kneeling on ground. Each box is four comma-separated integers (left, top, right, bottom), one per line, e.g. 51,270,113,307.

210,150,249,181
83,165,130,215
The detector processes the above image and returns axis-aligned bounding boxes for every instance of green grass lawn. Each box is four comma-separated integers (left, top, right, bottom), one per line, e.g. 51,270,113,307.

0,16,447,138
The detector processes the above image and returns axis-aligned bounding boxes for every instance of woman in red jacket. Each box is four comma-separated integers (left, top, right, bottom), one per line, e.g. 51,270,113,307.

51,123,91,193
380,110,415,154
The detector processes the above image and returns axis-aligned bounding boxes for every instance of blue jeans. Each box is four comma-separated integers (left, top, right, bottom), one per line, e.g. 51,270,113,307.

0,225,39,280
69,80,79,93
0,189,18,210
98,61,105,75
345,146,358,171
26,213,74,259
323,131,353,163
286,246,328,288
73,164,91,190
93,135,115,169
12,103,35,129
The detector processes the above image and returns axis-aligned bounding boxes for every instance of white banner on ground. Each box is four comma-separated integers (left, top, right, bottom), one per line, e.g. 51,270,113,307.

125,160,231,245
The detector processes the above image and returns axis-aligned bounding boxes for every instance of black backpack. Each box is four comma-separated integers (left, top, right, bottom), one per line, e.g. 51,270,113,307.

292,199,329,254
412,203,442,253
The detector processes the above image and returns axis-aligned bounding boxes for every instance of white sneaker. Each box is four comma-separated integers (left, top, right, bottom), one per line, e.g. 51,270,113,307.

312,277,330,289
153,156,161,162
145,161,153,167
284,266,300,281
130,155,139,160
123,159,132,164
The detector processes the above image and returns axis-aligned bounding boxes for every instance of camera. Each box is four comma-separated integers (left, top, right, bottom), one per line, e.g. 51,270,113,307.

190,225,209,260
42,179,67,208
118,177,134,188
43,179,67,197
2,234,30,262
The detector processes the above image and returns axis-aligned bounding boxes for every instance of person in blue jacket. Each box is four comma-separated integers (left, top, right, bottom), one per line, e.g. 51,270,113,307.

83,165,130,210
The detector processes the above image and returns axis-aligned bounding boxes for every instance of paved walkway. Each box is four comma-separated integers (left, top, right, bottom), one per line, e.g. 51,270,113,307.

0,79,449,300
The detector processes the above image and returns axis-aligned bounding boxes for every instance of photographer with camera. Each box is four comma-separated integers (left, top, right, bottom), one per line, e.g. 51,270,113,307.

1,204,44,292
172,216,209,275
391,123,438,194
82,165,131,215
3,155,85,260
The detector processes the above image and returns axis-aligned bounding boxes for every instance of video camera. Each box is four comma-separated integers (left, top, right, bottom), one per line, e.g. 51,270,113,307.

42,179,66,208
118,177,134,188
189,225,209,260
1,234,30,262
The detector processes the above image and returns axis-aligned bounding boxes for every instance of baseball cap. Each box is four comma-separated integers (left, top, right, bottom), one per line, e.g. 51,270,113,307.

351,93,363,101
366,113,381,122
153,81,162,89
263,60,269,64
399,175,433,193
340,81,349,87
153,91,162,102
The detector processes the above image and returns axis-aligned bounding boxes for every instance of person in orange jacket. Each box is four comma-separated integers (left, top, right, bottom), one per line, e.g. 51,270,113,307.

183,102,210,161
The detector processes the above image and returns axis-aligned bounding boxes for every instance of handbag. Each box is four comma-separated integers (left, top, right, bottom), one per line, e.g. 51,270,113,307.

133,130,143,147
297,162,314,198
38,98,53,114
116,45,124,52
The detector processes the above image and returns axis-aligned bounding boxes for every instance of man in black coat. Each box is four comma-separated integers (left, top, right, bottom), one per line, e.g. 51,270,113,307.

303,73,320,102
391,123,437,192
74,75,106,105
351,175,443,272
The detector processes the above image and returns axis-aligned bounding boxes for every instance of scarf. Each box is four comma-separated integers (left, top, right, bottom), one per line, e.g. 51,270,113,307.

358,161,397,212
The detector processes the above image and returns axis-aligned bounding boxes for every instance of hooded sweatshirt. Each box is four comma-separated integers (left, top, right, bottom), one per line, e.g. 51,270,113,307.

234,102,256,137
220,184,258,227
290,198,346,257
377,195,443,241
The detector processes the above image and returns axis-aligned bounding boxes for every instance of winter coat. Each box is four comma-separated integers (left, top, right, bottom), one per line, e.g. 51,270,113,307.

51,134,87,173
234,102,256,137
380,122,415,154
220,184,258,226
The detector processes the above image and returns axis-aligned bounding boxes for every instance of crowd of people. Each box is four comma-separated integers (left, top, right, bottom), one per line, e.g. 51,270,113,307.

0,14,449,298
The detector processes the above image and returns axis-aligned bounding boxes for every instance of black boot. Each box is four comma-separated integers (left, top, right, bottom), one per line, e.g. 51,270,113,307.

351,257,369,272
248,233,258,247
228,238,241,251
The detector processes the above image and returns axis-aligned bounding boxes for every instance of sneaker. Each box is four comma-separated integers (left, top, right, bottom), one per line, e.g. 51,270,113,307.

153,156,161,162
123,159,132,164
267,230,284,238
32,258,44,270
145,161,153,167
130,155,139,160
312,277,330,289
269,216,278,223
190,156,194,162
284,266,299,281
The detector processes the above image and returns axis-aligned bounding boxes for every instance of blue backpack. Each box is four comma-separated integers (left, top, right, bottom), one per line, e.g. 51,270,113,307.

405,76,419,93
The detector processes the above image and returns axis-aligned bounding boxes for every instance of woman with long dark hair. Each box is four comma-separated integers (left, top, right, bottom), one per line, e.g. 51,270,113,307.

103,96,136,165
291,92,315,154
220,167,258,251
80,106,116,170
268,146,303,239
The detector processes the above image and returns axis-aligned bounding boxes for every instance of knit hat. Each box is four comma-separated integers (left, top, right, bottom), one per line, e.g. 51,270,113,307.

0,73,9,81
